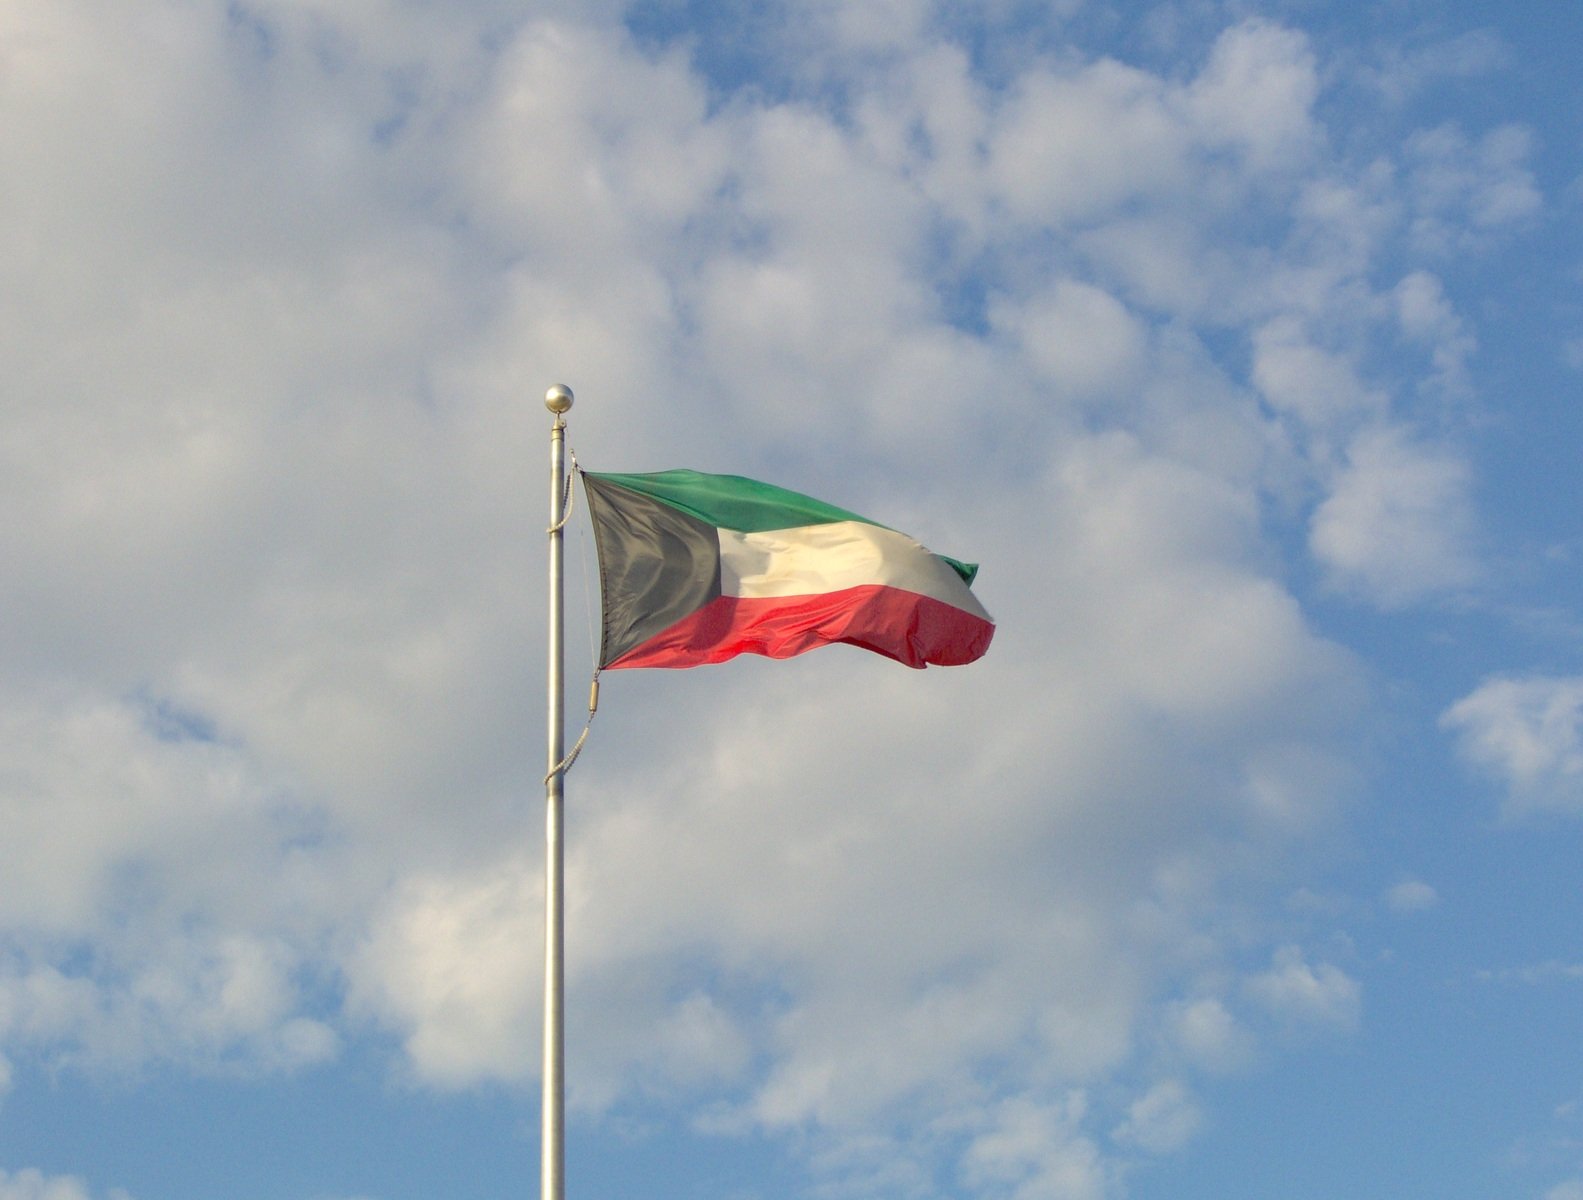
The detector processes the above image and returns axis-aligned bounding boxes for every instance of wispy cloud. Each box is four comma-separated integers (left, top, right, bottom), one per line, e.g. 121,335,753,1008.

1475,961,1583,987
1443,676,1583,815
0,1169,131,1200
1386,879,1440,914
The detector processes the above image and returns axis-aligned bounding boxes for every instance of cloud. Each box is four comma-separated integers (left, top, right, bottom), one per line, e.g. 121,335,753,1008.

1244,946,1361,1033
988,58,1189,227
993,279,1148,400
346,862,540,1088
1443,676,1583,815
1405,122,1542,254
960,1096,1110,1200
1309,425,1480,607
0,0,1541,1195
1252,315,1387,432
1112,1079,1205,1155
0,1170,129,1200
985,18,1319,234
0,692,345,1073
1386,879,1440,914
1165,997,1255,1073
1184,19,1319,172
1362,29,1511,107
1394,270,1476,392
1475,961,1583,987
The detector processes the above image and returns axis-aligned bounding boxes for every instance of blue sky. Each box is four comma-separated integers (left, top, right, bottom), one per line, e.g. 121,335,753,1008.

3,2,1582,1198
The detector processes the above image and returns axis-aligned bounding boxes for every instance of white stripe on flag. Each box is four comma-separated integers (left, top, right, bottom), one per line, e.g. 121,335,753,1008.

718,522,991,618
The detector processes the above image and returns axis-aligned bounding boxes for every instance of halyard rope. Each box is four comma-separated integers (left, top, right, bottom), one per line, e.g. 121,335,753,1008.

546,454,598,783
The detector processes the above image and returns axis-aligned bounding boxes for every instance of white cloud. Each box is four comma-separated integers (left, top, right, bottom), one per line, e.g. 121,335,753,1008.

1443,677,1583,815
0,692,346,1074
826,0,932,51
857,41,990,234
347,862,539,1088
1363,30,1510,107
1112,1079,1205,1154
1475,961,1583,986
1185,19,1319,172
1406,122,1542,254
993,280,1148,400
985,19,1321,233
1394,270,1476,392
961,1096,1110,1200
0,1170,129,1200
1244,946,1361,1033
1310,425,1479,607
1252,316,1386,432
1166,997,1255,1073
0,0,1538,1194
1564,336,1583,372
988,59,1188,227
1386,879,1440,914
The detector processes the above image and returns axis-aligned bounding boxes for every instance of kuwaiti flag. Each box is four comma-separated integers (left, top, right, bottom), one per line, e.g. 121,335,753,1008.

581,469,994,670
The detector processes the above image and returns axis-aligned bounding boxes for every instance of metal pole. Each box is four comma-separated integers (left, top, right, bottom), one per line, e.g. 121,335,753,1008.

542,383,573,1200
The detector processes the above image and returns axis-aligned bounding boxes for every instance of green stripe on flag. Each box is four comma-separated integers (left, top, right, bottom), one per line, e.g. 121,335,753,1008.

939,556,978,586
584,470,870,533
584,470,980,587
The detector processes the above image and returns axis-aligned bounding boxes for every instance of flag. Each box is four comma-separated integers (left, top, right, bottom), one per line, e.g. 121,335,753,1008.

581,469,995,670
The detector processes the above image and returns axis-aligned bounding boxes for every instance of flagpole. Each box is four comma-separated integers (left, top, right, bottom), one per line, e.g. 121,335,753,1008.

542,383,573,1200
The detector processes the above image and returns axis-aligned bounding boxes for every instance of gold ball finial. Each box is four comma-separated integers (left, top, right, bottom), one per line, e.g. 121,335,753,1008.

545,384,574,414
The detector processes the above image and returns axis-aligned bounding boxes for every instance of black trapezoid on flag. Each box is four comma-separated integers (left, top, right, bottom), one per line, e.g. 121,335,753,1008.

582,473,723,667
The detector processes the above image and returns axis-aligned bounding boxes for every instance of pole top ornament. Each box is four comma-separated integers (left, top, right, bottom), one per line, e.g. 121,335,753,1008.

545,384,574,414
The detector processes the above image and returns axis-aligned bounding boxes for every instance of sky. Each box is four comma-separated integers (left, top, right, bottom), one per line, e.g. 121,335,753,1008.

2,1,1582,1198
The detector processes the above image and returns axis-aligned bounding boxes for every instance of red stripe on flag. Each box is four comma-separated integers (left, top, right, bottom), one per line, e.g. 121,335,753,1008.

603,585,994,670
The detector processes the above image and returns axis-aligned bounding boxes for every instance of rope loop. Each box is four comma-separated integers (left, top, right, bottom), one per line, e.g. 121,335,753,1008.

544,670,600,785
548,455,579,534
